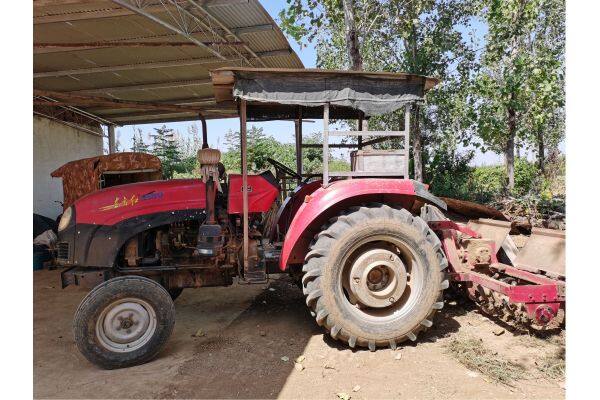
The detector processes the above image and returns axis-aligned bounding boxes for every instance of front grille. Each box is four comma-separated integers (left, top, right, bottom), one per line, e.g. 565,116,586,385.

57,242,70,260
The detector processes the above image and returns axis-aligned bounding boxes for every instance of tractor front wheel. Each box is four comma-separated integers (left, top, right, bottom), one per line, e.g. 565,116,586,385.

302,204,448,350
73,276,175,369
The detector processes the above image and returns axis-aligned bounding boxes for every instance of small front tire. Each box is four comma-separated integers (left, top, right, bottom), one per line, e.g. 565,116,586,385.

73,276,175,369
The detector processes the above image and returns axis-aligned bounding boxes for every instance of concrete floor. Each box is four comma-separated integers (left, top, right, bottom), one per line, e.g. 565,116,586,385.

34,269,564,399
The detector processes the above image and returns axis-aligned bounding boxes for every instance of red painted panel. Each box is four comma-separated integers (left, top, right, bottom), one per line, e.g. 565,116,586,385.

227,174,280,214
279,179,417,270
74,179,206,226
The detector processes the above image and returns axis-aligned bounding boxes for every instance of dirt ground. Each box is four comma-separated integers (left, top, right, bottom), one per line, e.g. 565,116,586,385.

34,269,564,399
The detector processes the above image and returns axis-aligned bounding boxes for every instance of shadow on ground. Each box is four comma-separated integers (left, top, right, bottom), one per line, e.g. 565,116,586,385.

156,276,468,399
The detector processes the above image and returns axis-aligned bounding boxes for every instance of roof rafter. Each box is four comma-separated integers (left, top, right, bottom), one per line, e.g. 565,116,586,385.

232,23,273,36
110,0,229,61
185,0,267,67
70,79,212,94
34,89,207,114
165,0,255,67
33,40,245,54
34,48,291,78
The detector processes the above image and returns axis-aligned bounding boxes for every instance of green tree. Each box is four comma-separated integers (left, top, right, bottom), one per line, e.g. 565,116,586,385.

522,0,565,173
474,0,563,188
150,125,182,179
173,124,203,178
280,0,478,182
221,126,348,178
131,128,150,153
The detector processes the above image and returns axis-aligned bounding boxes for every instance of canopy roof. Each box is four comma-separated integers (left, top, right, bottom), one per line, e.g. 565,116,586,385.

211,67,439,120
34,0,303,126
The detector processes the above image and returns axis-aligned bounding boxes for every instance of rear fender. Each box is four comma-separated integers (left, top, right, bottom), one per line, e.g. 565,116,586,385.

278,179,446,270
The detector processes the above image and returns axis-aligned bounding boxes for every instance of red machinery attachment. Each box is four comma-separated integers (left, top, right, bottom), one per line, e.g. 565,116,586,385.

428,218,565,329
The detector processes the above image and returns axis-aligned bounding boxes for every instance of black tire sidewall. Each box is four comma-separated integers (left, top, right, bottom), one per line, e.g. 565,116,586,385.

73,276,175,369
321,217,442,342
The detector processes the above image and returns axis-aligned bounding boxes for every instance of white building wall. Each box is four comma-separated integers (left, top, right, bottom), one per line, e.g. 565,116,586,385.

33,116,104,219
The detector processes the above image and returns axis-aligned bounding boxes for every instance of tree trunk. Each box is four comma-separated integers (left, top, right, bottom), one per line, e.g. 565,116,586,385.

506,105,516,190
537,129,545,174
412,104,424,182
342,0,363,71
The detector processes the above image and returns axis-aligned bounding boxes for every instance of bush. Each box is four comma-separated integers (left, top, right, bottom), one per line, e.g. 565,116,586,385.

428,156,547,204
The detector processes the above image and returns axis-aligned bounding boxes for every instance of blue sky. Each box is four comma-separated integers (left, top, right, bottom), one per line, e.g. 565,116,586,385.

113,0,508,166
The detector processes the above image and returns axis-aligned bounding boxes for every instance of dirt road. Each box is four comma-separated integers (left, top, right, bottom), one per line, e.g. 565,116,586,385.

34,269,564,399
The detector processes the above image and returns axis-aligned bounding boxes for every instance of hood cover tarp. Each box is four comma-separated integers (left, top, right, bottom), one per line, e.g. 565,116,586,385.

51,152,162,210
232,72,426,117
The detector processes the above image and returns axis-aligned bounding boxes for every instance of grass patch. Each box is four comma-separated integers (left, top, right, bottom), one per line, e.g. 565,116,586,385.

446,337,526,385
537,347,565,380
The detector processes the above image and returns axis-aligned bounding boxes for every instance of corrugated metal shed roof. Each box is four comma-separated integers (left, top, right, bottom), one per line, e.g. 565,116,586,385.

33,0,304,125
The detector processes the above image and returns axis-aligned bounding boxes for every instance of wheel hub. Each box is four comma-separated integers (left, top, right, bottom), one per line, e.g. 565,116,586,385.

349,248,407,308
96,298,157,352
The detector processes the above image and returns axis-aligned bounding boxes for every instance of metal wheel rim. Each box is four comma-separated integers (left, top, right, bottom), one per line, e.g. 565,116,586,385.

340,234,425,323
96,297,157,353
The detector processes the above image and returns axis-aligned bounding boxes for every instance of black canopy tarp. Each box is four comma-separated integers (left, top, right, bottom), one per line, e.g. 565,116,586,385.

211,68,439,120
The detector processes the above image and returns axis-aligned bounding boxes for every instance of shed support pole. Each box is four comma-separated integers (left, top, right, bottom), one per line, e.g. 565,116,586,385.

357,111,363,150
295,107,303,184
322,103,329,187
404,105,411,179
240,99,249,273
108,124,116,154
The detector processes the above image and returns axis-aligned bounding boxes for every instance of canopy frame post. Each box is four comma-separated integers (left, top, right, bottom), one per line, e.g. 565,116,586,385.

404,104,411,179
357,111,364,150
322,103,330,187
295,106,303,184
240,99,249,273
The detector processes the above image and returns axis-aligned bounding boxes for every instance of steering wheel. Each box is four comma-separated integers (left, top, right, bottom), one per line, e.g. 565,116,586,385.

266,158,302,181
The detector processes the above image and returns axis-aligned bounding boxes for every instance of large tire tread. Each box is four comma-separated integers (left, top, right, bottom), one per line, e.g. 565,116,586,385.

302,203,448,350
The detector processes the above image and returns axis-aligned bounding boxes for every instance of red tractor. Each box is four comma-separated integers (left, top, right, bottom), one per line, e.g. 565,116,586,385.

56,68,565,369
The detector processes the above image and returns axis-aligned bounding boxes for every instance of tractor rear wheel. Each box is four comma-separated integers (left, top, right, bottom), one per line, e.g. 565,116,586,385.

302,204,448,350
73,276,175,369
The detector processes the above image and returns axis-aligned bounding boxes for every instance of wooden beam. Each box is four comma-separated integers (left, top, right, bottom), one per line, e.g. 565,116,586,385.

34,89,206,114
232,24,273,36
251,48,292,58
34,4,167,25
34,48,286,78
205,0,249,6
34,41,244,48
112,112,236,125
34,0,101,7
70,79,212,94
86,96,216,115
34,57,229,78
33,41,245,54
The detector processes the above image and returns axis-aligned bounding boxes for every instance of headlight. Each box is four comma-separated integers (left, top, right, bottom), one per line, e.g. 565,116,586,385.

58,207,73,232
